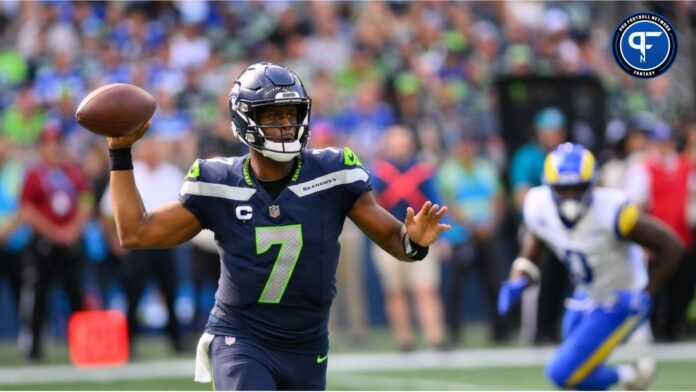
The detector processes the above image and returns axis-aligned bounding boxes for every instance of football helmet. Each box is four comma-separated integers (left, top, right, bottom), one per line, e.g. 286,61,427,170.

543,143,598,224
229,62,311,162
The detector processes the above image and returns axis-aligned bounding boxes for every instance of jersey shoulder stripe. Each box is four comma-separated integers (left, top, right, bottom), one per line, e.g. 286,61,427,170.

614,201,639,238
179,181,256,201
288,168,369,197
180,156,252,201
297,147,370,197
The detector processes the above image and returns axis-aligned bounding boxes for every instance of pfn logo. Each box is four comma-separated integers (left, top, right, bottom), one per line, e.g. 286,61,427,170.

612,12,677,78
628,31,662,63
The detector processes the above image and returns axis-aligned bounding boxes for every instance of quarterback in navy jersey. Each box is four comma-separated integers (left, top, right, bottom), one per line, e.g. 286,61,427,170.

105,62,450,390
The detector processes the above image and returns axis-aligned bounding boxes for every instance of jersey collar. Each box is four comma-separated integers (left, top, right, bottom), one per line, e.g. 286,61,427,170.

243,154,303,187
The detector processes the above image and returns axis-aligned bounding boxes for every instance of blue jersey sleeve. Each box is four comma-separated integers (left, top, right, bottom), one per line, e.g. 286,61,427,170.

338,147,372,213
178,158,242,230
179,159,213,229
309,147,372,214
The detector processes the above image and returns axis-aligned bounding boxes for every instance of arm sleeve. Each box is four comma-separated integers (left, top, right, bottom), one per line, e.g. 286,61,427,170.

343,166,372,210
339,147,372,213
178,159,213,230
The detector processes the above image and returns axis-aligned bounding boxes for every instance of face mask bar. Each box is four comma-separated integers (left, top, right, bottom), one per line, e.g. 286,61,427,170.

550,183,593,224
230,85,312,162
254,124,304,152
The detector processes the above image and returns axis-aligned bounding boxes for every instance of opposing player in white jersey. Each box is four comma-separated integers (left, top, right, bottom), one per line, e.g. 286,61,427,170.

498,143,683,390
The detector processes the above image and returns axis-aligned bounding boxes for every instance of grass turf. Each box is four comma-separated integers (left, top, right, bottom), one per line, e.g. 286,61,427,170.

2,360,696,390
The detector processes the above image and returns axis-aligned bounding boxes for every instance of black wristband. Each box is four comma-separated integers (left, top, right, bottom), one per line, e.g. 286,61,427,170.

109,148,133,171
402,232,429,261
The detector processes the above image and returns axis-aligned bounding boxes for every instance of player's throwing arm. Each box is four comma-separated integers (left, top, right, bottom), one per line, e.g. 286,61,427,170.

76,84,203,249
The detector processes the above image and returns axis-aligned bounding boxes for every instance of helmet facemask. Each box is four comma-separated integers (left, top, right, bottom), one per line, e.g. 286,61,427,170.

550,183,593,224
249,101,310,162
543,142,598,227
229,63,312,162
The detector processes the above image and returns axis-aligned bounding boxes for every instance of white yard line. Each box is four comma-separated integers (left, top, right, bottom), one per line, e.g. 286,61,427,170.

0,342,694,385
329,372,495,390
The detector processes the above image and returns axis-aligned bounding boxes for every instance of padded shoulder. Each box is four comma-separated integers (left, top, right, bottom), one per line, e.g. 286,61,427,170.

304,147,366,174
591,187,636,238
184,156,247,187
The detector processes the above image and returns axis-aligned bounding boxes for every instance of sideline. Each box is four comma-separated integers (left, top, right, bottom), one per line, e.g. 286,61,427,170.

0,342,695,385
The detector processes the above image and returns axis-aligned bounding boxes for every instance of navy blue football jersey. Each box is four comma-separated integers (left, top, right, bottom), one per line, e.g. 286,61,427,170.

179,147,371,353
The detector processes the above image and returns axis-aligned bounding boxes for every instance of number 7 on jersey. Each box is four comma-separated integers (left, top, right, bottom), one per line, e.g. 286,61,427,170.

256,225,303,303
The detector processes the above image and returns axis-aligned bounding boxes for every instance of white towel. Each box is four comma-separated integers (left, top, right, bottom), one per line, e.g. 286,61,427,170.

194,332,215,383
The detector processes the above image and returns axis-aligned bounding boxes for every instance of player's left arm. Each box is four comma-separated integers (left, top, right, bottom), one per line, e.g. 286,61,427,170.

348,191,451,261
625,212,684,295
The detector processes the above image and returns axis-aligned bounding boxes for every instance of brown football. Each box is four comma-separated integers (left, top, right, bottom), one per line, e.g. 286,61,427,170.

76,83,156,137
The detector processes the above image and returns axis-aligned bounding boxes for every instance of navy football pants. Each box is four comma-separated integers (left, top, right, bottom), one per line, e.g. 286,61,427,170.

210,335,327,390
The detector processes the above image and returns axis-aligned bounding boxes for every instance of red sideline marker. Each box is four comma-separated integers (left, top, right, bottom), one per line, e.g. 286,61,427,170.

68,310,129,368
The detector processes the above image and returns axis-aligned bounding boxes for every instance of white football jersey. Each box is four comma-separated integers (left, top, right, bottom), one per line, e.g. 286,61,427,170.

523,186,647,303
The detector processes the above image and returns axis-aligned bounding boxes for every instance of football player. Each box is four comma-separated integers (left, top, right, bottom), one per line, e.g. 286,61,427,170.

498,143,683,390
105,62,450,390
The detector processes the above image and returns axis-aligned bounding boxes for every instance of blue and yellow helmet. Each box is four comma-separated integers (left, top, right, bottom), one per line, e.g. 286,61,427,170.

543,143,597,187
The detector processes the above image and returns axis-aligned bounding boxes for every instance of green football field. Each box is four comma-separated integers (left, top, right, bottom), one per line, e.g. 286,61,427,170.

1,327,696,390
2,361,696,390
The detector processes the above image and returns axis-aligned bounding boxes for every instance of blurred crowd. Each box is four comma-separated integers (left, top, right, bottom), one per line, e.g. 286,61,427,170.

0,1,695,360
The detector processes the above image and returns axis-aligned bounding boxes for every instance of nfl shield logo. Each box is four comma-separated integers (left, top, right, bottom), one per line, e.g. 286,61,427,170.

224,336,236,346
269,204,280,218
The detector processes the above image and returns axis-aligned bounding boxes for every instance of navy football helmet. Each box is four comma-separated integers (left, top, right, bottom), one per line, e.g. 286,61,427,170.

229,62,311,162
